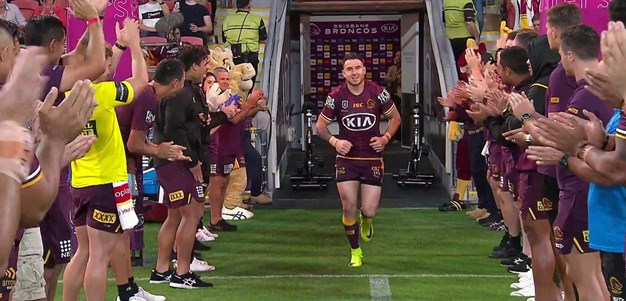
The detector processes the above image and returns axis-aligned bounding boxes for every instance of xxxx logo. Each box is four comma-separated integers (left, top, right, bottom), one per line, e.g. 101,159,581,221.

92,209,116,224
169,190,184,202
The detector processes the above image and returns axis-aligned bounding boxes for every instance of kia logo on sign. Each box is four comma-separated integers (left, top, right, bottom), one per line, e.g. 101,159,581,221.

310,23,321,36
342,113,376,131
381,24,398,33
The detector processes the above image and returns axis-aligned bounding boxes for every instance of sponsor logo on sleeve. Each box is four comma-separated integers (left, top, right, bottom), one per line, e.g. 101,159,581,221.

567,107,579,115
377,89,391,104
325,95,335,110
550,97,559,104
145,111,155,125
115,82,131,103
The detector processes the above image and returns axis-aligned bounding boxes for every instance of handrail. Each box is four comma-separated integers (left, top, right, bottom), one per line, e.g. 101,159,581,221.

261,0,289,190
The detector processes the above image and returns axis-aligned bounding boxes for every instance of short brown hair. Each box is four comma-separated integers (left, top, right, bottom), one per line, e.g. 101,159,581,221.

342,52,364,67
547,3,582,30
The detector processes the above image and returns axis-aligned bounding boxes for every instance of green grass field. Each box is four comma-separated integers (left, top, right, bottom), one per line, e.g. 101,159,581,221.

57,209,526,300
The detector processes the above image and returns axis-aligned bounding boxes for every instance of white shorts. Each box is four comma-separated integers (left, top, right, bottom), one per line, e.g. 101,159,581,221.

12,228,46,301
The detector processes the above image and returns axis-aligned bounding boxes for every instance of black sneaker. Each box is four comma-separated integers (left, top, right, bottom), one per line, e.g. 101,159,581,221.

478,213,501,226
501,253,529,267
488,220,506,231
169,272,213,289
508,257,532,274
194,239,211,251
209,219,238,232
489,246,520,259
493,233,510,251
438,200,467,212
149,269,172,284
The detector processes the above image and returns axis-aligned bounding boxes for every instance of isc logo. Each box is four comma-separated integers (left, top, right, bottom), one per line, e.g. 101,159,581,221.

381,24,398,33
342,113,376,131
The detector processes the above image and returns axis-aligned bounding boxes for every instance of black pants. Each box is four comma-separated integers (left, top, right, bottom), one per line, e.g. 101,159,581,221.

449,37,472,62
244,132,263,197
601,251,626,300
233,52,260,90
468,132,497,214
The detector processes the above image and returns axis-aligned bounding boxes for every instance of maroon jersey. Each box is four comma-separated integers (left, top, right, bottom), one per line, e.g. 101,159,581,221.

556,79,613,191
116,85,158,175
319,80,395,159
538,63,577,178
42,65,70,185
216,121,244,157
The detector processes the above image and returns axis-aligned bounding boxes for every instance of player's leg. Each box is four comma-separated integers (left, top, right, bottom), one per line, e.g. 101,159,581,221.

599,252,621,300
84,226,122,300
111,232,135,300
359,158,384,242
82,184,124,301
564,251,606,301
170,199,212,289
338,180,361,267
62,188,91,301
208,158,237,231
43,263,63,301
151,207,181,283
62,226,88,301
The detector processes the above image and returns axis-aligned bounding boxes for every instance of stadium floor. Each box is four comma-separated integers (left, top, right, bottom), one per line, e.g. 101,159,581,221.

56,209,524,300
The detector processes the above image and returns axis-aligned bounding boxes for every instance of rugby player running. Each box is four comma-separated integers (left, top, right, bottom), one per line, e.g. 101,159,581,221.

316,53,401,267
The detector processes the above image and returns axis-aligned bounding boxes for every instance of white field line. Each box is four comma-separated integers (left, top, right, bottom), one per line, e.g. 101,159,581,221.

58,273,514,283
369,276,393,301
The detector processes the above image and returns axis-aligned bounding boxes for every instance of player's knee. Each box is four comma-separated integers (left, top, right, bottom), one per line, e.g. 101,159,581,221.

341,214,357,226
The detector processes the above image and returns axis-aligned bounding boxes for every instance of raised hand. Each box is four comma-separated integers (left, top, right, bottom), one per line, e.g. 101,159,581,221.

69,0,99,20
602,22,626,103
38,81,97,143
508,92,535,120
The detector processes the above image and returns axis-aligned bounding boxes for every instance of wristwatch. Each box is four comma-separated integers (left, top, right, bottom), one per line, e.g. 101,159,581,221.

559,154,569,168
520,112,532,124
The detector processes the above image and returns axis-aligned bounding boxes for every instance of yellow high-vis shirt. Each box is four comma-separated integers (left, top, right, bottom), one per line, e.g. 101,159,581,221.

71,81,135,188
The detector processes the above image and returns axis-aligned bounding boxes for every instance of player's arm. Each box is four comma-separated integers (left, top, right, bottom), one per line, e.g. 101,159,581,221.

127,130,159,157
315,114,333,142
565,156,614,186
382,104,401,141
0,174,20,271
582,138,626,185
463,2,480,42
229,91,263,124
316,95,337,143
207,111,230,129
19,137,64,227
121,19,150,95
60,19,107,92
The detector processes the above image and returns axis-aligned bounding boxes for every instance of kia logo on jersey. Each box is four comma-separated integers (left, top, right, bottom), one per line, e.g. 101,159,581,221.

342,113,376,131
